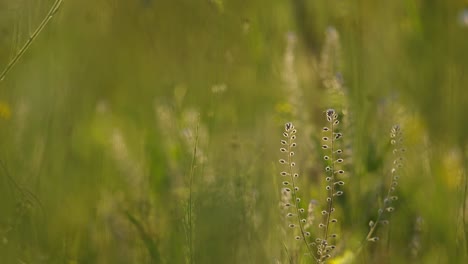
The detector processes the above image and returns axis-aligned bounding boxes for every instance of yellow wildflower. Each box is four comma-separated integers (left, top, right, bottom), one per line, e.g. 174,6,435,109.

0,101,11,120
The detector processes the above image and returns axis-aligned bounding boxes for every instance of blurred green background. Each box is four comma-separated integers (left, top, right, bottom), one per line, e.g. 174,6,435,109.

1,0,468,263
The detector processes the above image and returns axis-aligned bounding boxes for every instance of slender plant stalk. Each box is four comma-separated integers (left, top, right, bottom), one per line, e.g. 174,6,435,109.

357,125,403,257
462,149,468,257
0,0,64,82
0,158,43,212
279,123,316,261
365,176,395,242
123,210,161,262
465,168,468,257
323,113,336,242
186,115,200,264
316,109,344,263
282,242,294,264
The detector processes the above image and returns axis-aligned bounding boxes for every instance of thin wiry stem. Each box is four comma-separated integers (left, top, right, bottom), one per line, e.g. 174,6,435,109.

0,158,44,214
0,0,64,82
288,127,315,259
282,242,294,264
280,123,317,262
462,149,468,257
187,115,199,264
365,166,398,242
358,125,403,254
123,210,161,262
317,109,343,263
323,117,335,242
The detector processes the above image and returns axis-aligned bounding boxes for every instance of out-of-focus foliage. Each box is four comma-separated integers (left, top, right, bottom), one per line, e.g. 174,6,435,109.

0,0,467,263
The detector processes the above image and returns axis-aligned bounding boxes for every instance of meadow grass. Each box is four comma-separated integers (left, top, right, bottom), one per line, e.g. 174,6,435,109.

0,1,467,263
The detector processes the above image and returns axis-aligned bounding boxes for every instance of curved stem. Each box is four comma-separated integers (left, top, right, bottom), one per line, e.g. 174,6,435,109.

0,0,63,82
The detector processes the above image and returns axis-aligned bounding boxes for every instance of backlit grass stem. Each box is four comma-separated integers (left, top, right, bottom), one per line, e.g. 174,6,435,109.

0,0,63,82
279,122,316,261
365,124,404,243
315,109,345,263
